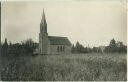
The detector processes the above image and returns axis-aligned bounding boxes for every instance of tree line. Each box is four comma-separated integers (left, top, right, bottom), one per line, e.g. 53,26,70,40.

1,38,38,56
1,38,127,56
71,39,127,53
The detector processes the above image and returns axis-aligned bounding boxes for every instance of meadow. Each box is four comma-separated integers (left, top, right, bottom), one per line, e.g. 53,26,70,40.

0,53,127,81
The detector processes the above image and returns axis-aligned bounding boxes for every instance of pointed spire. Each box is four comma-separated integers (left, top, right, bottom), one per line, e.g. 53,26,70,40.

40,9,47,33
42,8,45,18
41,8,47,24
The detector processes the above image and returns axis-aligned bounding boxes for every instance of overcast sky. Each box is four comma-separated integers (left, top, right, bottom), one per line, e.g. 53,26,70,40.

1,0,127,47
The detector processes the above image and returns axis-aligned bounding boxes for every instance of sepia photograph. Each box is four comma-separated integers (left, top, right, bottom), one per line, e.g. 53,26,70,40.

0,0,127,81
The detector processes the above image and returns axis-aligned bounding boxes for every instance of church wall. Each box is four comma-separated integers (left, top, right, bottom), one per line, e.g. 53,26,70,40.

65,46,72,54
49,45,71,55
49,45,58,54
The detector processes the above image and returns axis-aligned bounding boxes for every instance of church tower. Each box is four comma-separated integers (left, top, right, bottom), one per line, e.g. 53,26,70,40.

39,10,49,55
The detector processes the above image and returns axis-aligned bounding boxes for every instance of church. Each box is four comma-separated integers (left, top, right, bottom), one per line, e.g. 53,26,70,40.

39,10,72,55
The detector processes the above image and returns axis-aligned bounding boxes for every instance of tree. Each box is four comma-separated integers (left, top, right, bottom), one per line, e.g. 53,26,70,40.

75,42,85,53
1,38,8,56
108,38,117,53
6,38,38,56
104,38,127,53
116,41,127,53
71,44,76,53
71,41,91,53
109,39,116,47
22,38,36,54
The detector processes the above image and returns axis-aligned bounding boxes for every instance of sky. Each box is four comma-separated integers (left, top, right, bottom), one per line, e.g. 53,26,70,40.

1,0,127,47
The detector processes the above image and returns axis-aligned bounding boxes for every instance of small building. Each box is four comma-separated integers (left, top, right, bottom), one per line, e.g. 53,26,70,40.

39,10,72,55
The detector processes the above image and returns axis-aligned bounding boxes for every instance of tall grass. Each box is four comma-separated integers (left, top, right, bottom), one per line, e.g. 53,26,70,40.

0,53,127,81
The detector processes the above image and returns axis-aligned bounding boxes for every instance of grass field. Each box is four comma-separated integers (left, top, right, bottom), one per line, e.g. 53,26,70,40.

0,53,127,81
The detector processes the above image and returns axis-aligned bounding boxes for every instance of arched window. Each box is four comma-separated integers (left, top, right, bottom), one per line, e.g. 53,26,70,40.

57,46,59,52
60,46,63,52
57,46,65,52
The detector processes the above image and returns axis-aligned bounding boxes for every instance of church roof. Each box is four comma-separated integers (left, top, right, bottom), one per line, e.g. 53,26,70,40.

48,36,72,46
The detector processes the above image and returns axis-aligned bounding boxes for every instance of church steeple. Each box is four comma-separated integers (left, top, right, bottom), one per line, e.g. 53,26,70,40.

39,9,49,55
40,9,47,34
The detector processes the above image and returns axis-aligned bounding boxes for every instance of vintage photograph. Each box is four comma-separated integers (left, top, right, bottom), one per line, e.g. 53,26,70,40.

0,0,127,81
